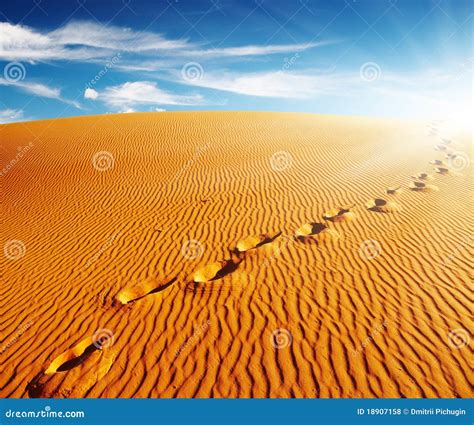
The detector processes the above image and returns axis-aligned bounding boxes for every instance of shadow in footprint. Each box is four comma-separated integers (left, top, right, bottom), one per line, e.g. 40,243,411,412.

27,337,115,398
294,222,340,244
435,167,450,175
294,222,326,240
409,181,438,192
235,232,282,253
412,172,433,181
186,257,244,295
56,343,100,372
115,276,177,305
386,186,401,195
213,260,241,280
366,198,399,213
323,205,355,222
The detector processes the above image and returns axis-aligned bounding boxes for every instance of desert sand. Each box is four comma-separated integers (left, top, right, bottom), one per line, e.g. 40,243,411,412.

1,112,472,398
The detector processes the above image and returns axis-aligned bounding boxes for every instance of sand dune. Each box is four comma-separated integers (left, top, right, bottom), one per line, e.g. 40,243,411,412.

1,112,472,398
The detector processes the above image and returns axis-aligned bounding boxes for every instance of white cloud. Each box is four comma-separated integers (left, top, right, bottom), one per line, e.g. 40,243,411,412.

0,22,105,62
84,88,99,99
0,21,192,62
154,108,166,112
0,108,24,124
0,78,81,108
100,81,203,109
189,41,336,58
49,21,191,52
0,21,329,64
179,70,328,98
175,67,470,122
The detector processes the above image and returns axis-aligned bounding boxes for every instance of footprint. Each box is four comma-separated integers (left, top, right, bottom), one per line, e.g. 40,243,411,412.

115,276,177,304
434,144,448,151
185,270,251,294
193,257,242,283
323,205,355,222
412,172,434,181
365,198,399,213
440,137,452,145
434,167,450,175
386,186,402,195
409,181,438,192
27,336,115,398
235,232,281,252
430,159,445,166
294,222,339,241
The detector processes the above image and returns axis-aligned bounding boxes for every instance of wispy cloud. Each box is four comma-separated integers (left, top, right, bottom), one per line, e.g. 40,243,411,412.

186,40,337,58
0,21,325,64
0,21,192,62
96,81,204,110
0,78,81,108
0,108,24,124
177,70,334,98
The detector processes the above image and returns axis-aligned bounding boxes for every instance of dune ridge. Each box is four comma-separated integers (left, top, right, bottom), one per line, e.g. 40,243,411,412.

1,112,472,398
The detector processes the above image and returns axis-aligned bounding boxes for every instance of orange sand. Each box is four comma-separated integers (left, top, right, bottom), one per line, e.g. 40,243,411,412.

1,112,472,398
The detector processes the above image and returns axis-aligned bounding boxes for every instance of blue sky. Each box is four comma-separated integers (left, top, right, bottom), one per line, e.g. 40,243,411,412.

0,0,472,123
